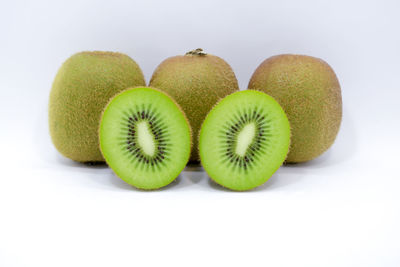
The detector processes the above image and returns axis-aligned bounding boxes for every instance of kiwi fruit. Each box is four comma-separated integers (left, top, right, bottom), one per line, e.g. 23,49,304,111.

49,51,145,162
248,54,342,163
99,86,191,190
149,48,239,162
199,90,290,191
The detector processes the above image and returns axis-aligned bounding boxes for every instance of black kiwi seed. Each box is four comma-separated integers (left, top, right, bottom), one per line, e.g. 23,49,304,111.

122,108,169,167
222,109,269,169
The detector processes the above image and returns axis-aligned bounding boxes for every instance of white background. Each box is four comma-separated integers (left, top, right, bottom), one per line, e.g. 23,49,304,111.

1,0,400,266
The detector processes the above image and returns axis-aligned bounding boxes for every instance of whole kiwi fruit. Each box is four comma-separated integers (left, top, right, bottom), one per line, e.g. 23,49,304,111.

248,54,342,163
49,51,146,162
149,48,239,162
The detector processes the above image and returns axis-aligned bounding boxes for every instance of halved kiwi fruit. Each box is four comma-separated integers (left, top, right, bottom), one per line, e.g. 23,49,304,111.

199,90,291,191
99,87,191,190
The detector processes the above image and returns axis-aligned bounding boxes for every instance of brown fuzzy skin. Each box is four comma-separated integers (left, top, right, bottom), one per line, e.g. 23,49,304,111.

149,51,239,162
49,51,146,162
248,54,342,163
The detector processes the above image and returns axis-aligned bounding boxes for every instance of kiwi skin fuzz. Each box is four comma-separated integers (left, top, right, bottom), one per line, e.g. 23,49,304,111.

149,49,239,162
248,54,342,163
49,51,146,162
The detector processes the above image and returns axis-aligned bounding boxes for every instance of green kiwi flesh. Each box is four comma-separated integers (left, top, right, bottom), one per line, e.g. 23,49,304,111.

199,90,290,191
99,87,191,190
49,51,146,162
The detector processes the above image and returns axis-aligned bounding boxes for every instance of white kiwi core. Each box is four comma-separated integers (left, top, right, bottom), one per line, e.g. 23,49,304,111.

235,122,256,157
137,121,156,156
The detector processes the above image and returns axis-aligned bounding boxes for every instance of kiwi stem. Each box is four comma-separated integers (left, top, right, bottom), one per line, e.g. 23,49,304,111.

185,48,207,56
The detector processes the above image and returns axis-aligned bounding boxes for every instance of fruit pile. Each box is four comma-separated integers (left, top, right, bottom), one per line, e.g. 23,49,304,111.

49,48,342,191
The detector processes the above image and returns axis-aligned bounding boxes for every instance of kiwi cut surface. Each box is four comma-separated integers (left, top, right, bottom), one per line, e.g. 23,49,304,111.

149,48,239,162
49,51,145,162
199,90,290,191
99,87,191,190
